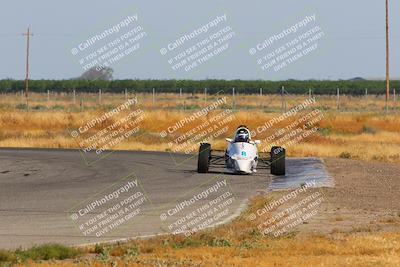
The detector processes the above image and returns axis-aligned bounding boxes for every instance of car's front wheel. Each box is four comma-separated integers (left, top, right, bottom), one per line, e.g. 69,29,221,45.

270,146,285,176
197,143,211,173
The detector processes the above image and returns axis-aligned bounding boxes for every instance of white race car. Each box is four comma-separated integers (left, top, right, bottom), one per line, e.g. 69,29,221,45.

197,125,285,175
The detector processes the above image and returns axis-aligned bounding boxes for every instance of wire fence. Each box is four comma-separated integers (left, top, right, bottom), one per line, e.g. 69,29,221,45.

0,88,398,113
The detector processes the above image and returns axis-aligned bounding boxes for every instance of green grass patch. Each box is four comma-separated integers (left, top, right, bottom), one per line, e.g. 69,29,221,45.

0,250,16,263
50,105,65,110
15,103,28,110
208,238,231,247
339,151,352,159
319,127,332,136
362,125,377,134
0,244,80,264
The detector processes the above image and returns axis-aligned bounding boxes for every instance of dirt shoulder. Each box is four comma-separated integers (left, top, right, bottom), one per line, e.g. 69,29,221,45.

297,158,400,234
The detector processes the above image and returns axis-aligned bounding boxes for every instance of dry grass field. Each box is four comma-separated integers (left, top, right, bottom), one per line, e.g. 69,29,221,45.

0,92,399,163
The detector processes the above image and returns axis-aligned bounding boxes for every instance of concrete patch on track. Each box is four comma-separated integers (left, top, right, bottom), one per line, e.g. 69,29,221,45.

268,158,334,191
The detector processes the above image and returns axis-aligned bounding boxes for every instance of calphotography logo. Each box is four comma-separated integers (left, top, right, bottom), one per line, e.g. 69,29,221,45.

69,97,147,165
159,91,237,166
250,14,325,72
68,174,152,238
160,14,236,72
70,13,147,72
158,176,240,237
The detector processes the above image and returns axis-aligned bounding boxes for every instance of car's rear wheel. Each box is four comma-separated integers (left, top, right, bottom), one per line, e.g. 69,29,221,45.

270,146,285,176
197,143,211,173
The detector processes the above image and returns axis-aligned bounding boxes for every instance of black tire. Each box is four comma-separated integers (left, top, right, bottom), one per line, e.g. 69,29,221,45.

197,143,211,173
270,146,285,176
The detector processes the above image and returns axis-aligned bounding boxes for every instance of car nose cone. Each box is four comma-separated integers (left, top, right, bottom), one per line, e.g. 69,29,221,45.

234,159,252,173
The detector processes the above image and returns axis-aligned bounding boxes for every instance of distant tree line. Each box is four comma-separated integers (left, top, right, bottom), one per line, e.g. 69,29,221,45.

0,79,398,95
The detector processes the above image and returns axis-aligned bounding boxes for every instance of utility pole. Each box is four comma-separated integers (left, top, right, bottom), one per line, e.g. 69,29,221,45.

22,27,33,110
281,86,286,113
385,0,390,112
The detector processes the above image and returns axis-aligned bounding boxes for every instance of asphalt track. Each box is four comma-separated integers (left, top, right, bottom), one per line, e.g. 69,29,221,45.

0,148,332,249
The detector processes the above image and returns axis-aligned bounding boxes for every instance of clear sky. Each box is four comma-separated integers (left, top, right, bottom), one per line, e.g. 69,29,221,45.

0,0,399,80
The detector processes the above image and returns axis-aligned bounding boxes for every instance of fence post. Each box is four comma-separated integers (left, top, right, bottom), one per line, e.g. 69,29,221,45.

80,98,84,111
179,88,183,111
125,88,128,101
281,86,286,113
152,88,155,107
204,88,207,107
232,87,236,110
337,88,340,110
394,88,396,110
98,89,102,104
73,90,76,104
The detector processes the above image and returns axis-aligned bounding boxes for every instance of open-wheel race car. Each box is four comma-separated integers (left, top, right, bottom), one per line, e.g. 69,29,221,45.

197,125,285,176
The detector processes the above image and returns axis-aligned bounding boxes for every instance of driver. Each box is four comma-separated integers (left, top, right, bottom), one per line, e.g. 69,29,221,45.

234,128,250,142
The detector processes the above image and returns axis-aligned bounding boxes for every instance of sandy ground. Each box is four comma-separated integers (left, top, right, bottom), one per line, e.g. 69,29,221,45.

297,158,400,234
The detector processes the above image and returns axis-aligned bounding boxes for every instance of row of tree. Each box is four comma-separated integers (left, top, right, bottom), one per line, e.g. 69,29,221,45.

0,79,398,95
